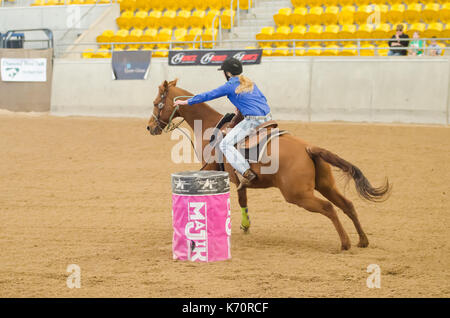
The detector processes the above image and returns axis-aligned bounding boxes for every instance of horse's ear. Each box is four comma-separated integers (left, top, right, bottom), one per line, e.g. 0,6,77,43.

163,80,169,89
169,78,178,87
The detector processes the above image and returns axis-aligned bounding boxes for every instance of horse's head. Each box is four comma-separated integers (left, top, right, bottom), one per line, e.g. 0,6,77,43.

147,79,179,135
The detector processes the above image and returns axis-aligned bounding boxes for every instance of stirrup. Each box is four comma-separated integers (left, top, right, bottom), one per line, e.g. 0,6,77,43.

236,169,256,190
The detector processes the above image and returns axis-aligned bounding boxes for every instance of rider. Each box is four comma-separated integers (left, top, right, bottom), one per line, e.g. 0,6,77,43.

173,57,272,189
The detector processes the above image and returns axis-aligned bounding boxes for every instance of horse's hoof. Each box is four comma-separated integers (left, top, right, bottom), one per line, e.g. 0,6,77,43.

240,224,250,233
357,240,369,248
341,243,351,251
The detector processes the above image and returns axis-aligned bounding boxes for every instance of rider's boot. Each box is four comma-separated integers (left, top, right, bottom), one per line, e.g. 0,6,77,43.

236,169,257,191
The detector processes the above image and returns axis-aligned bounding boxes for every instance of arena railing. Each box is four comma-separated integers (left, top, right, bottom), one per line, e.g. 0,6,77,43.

55,37,450,58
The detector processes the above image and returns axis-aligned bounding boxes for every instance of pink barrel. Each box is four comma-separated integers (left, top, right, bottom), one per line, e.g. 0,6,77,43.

171,171,231,262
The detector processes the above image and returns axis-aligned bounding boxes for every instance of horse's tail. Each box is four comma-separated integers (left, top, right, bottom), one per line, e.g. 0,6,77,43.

306,146,391,203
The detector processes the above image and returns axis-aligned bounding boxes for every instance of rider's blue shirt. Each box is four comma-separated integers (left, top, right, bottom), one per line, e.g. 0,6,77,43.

187,77,270,116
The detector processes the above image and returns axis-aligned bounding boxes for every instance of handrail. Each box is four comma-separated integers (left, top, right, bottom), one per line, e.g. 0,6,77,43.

211,14,222,47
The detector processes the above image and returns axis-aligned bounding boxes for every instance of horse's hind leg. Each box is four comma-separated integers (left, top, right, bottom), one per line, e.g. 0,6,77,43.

314,158,369,248
284,190,351,251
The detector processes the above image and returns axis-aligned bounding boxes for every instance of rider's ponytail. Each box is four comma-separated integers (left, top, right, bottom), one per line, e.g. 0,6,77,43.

235,75,254,94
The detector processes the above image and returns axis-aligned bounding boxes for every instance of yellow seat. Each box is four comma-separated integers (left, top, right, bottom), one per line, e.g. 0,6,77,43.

191,10,206,28
291,0,306,7
355,24,373,43
31,0,46,6
192,0,209,11
338,0,354,6
81,48,94,59
256,26,274,47
239,0,252,10
221,10,236,30
146,10,162,29
360,44,375,56
423,22,444,39
355,5,375,25
321,44,340,56
45,0,62,5
340,44,357,56
323,0,338,6
156,28,173,49
179,0,195,11
272,26,291,47
111,29,129,49
261,46,272,56
175,10,191,29
305,6,323,26
274,8,292,27
132,10,148,30
127,29,143,50
160,10,176,29
209,0,225,10
439,3,450,23
321,24,339,45
135,0,151,11
272,46,292,56
376,44,390,56
203,28,218,49
372,23,391,45
289,7,307,26
153,48,169,58
339,5,356,25
404,3,422,23
92,48,111,59
322,6,339,25
408,22,426,36
305,45,322,56
142,28,157,49
307,0,322,6
205,9,221,29
288,25,307,47
120,0,135,12
304,24,323,46
387,4,405,25
339,24,357,40
173,28,188,48
116,11,134,30
184,28,203,49
422,3,440,24
165,0,178,11
96,29,114,49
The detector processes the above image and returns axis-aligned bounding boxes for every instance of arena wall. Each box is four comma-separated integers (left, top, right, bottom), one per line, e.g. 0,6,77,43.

50,57,450,124
0,48,53,112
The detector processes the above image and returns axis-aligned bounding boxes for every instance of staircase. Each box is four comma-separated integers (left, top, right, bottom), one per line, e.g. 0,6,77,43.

219,0,292,49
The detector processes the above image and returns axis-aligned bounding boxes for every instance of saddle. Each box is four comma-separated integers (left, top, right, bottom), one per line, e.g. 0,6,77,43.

210,113,289,165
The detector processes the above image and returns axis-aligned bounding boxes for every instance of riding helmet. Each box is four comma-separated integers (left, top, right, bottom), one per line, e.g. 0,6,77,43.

218,57,243,75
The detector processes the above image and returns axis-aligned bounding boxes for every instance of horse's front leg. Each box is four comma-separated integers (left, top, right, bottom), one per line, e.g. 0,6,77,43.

237,187,251,233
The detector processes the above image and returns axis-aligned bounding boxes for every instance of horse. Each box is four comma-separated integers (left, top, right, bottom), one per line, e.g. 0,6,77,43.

147,79,390,251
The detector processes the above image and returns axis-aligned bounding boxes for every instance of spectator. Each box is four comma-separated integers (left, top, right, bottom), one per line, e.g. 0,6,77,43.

409,32,424,56
388,24,410,56
427,37,442,56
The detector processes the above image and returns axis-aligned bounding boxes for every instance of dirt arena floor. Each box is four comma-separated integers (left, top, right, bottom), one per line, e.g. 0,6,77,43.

0,112,449,298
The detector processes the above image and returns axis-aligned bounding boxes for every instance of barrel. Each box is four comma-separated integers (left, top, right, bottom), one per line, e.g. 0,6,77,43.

171,170,231,262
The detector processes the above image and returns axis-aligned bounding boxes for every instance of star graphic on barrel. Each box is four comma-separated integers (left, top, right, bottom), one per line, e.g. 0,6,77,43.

174,178,189,190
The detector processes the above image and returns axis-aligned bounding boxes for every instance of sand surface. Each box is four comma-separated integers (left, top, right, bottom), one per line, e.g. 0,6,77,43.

0,113,449,297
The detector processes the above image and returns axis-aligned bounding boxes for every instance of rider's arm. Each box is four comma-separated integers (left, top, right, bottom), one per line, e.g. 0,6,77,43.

187,82,233,105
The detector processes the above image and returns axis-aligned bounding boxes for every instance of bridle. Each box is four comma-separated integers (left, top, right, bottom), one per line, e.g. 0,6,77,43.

152,88,187,133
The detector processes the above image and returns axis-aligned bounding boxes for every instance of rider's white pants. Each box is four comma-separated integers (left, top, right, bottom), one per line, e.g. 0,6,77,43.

219,114,272,175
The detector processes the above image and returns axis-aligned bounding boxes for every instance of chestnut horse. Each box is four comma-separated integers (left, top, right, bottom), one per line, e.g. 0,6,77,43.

147,79,390,250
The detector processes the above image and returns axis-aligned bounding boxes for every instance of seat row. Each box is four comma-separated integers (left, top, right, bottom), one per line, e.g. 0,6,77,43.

273,4,450,26
115,9,235,30
290,0,448,6
257,23,450,47
257,42,445,56
96,28,219,49
119,0,252,12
